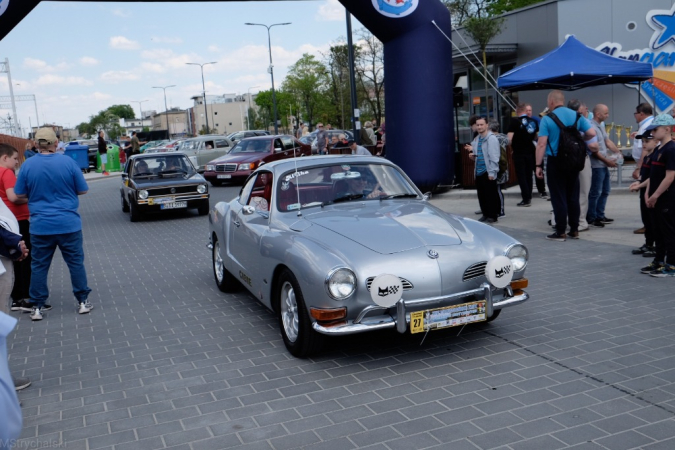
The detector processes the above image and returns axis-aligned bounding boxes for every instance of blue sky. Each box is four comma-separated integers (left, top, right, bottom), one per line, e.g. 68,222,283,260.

0,0,361,133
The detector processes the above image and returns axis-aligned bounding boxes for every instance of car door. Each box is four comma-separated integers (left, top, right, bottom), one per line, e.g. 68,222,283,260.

228,172,272,293
265,138,289,164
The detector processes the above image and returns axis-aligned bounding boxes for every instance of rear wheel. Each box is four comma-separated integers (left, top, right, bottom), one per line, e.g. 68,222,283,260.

212,237,238,293
129,198,142,222
277,269,324,357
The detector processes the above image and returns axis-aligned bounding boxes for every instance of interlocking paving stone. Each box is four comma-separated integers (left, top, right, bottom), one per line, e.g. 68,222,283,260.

8,179,675,449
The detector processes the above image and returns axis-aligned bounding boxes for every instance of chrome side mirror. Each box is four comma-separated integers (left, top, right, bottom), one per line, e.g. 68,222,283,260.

423,192,432,201
242,205,256,215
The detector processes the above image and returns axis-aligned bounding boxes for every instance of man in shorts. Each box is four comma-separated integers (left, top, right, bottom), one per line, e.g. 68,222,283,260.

98,131,109,176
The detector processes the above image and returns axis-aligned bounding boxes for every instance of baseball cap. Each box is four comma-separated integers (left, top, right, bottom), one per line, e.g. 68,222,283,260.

35,127,57,145
636,130,655,140
645,114,675,131
347,140,355,146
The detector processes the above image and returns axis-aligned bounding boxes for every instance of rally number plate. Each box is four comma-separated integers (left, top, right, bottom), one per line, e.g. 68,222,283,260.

410,300,487,334
160,202,187,210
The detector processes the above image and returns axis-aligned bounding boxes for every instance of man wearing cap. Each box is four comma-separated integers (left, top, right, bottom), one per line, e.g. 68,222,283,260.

13,128,93,321
631,103,655,234
315,123,328,155
349,140,371,156
641,114,675,277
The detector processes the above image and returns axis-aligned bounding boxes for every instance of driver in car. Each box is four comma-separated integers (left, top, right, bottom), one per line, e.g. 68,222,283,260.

134,160,150,176
346,173,385,199
164,158,181,171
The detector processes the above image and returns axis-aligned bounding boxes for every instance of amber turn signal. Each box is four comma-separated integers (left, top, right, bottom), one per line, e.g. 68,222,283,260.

310,307,347,322
510,278,528,290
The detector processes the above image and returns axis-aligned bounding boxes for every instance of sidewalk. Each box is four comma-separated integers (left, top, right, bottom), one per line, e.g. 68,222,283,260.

83,171,121,182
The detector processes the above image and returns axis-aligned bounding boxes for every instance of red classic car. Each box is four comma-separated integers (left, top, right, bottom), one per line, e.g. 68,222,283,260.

204,135,311,186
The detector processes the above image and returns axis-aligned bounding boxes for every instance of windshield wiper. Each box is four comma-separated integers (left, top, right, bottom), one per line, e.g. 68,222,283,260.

300,202,324,209
133,172,156,178
158,170,186,177
381,193,418,200
332,193,365,204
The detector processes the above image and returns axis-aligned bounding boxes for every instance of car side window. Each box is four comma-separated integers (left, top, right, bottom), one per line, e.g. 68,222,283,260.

281,137,295,151
239,175,257,206
205,141,215,149
274,139,284,152
214,139,229,148
248,172,273,212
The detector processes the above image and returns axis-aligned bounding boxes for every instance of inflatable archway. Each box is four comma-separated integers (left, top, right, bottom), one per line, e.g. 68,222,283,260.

0,0,454,190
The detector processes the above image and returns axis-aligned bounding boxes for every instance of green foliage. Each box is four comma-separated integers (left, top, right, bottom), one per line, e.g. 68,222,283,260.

77,104,137,138
444,0,545,25
282,54,331,129
106,104,135,120
464,16,505,51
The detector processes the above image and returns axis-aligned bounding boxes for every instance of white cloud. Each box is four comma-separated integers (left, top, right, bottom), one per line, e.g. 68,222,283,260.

23,58,69,72
208,45,221,53
317,0,344,21
141,49,208,71
79,57,99,66
140,62,165,74
35,74,93,86
111,8,131,18
151,36,183,44
100,71,141,83
109,36,140,51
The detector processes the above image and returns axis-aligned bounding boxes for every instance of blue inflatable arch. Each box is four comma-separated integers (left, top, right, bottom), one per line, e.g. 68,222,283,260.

0,0,454,191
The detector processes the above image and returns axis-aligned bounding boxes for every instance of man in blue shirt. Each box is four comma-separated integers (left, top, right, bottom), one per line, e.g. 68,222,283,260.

469,117,501,223
536,90,598,241
14,128,92,321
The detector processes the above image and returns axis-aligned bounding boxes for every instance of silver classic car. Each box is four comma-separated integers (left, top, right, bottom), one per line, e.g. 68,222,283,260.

208,156,529,357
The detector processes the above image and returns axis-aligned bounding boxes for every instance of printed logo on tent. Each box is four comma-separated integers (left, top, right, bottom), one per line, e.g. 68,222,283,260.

371,0,418,19
0,0,10,18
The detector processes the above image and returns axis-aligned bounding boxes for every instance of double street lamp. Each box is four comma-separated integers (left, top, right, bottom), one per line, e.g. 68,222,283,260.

245,22,291,135
186,62,217,134
153,85,176,138
132,100,149,131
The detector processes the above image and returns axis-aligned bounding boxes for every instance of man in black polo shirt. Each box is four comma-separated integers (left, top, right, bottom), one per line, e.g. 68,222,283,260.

508,103,539,207
641,114,675,277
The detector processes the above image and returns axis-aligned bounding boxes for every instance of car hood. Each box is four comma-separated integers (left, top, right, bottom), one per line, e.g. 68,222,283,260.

303,201,462,254
209,153,267,165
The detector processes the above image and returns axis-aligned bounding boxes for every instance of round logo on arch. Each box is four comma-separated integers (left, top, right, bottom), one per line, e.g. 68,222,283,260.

372,0,419,19
0,0,10,18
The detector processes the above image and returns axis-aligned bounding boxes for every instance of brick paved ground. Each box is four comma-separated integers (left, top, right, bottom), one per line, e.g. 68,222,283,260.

7,177,675,450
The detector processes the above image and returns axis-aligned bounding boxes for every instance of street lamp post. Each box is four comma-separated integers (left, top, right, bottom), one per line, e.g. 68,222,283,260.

132,100,149,132
153,85,176,138
245,22,291,135
186,62,217,134
247,86,259,130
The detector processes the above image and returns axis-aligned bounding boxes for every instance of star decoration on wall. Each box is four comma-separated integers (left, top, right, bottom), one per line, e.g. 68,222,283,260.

652,10,675,49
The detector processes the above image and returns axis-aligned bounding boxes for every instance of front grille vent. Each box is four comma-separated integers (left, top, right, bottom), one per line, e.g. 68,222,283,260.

366,277,414,291
463,262,487,282
216,163,237,173
148,185,197,196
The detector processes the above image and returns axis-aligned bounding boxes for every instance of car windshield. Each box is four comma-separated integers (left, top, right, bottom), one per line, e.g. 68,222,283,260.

230,140,270,153
131,155,195,178
276,162,419,212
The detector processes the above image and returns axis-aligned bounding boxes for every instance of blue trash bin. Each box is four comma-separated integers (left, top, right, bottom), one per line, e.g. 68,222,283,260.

65,145,90,172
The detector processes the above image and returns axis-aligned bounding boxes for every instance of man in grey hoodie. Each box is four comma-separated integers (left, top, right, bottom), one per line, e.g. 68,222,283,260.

468,117,501,223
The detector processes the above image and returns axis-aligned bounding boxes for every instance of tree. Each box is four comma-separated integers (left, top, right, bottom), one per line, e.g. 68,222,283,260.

282,54,331,130
444,0,546,25
106,104,135,120
254,89,299,133
322,41,360,130
355,29,385,126
464,16,505,104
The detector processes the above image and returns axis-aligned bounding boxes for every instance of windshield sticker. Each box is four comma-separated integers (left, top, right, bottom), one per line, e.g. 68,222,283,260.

331,171,361,180
287,203,300,211
285,171,308,182
281,180,290,191
341,165,351,171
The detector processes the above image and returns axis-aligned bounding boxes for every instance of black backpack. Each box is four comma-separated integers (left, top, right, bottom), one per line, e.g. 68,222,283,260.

547,112,587,173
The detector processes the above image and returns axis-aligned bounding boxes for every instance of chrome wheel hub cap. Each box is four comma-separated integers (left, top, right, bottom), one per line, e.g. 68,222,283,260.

280,281,299,343
214,242,224,283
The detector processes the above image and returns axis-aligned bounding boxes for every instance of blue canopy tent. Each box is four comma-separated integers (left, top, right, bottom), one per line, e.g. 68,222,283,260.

498,35,653,91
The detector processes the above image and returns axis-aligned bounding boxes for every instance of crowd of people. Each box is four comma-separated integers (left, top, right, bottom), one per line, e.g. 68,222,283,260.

294,121,386,157
468,89,674,277
1,127,93,444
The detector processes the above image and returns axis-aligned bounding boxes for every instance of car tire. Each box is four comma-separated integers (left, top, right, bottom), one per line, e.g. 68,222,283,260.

212,237,239,293
129,198,142,222
198,201,210,216
121,193,129,212
277,269,324,357
210,180,222,187
487,309,501,322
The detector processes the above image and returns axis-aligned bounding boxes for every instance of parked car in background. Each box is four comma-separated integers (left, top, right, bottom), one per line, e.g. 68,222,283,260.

203,135,310,186
140,140,169,153
227,130,271,144
176,135,233,172
207,155,530,356
120,152,210,222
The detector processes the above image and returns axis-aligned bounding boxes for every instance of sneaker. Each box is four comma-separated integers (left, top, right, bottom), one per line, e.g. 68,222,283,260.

641,261,664,274
569,231,580,240
599,217,614,224
590,220,605,228
486,218,498,224
643,250,657,258
634,227,646,234
517,201,532,207
478,216,488,222
30,307,43,321
498,212,506,218
540,192,549,199
546,232,566,242
475,210,483,215
632,245,651,255
650,265,675,277
103,171,110,176
10,299,32,312
19,301,51,313
578,226,590,232
13,377,31,391
78,301,94,314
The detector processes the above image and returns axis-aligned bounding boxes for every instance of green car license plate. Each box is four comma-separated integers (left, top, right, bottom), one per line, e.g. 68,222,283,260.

160,201,187,210
410,300,487,334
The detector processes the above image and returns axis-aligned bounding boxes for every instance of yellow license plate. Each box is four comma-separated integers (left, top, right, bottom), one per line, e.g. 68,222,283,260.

410,300,487,334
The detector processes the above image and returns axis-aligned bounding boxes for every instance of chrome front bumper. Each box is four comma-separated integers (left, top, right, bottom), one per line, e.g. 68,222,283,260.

312,283,529,336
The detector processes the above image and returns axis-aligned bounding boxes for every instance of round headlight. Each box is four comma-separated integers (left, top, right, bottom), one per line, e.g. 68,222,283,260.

326,268,356,300
206,165,215,172
197,184,207,194
139,190,149,200
506,244,528,272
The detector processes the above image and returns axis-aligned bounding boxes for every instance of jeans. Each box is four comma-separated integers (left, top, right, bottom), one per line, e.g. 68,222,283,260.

587,167,611,222
547,155,580,235
30,231,91,308
578,156,592,229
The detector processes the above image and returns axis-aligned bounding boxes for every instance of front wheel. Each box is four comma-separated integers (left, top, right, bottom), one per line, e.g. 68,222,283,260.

277,269,324,357
487,309,501,322
129,198,142,222
212,237,239,293
121,193,129,212
198,201,210,216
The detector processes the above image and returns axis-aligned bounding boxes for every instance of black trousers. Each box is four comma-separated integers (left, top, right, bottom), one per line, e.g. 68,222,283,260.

11,219,31,301
653,199,675,265
547,156,580,235
513,152,535,202
640,188,655,248
536,169,547,194
476,173,500,220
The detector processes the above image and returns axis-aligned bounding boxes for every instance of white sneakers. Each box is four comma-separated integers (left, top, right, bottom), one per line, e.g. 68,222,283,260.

30,301,94,320
30,308,43,321
78,301,94,314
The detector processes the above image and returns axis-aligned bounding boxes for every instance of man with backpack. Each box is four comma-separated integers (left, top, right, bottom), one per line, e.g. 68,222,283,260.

536,90,598,241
